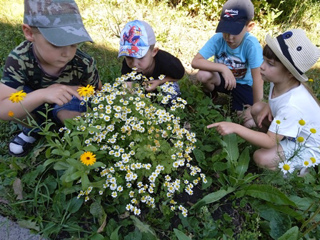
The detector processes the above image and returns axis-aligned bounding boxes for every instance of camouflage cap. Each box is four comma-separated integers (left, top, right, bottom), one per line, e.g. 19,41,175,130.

24,0,92,46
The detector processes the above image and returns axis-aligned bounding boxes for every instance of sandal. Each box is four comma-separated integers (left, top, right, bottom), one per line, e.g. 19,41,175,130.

8,128,39,157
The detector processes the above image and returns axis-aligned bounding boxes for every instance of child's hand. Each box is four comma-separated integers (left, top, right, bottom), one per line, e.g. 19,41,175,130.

222,66,236,90
44,84,82,106
144,79,162,92
207,122,236,136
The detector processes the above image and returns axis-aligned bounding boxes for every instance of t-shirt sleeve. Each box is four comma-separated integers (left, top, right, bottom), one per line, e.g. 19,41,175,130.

156,50,185,79
1,51,28,89
198,33,221,60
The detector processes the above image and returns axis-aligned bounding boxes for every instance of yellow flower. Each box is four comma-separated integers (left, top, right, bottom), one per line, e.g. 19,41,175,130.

8,111,14,117
310,128,317,134
77,85,95,97
297,136,304,143
276,120,281,125
9,90,27,103
308,78,314,82
298,119,306,126
80,151,96,166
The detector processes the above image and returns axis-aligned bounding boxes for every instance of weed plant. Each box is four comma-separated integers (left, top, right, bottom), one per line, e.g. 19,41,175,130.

1,0,320,239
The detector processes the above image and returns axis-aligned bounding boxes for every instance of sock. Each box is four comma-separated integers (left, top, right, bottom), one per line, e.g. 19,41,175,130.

9,132,37,155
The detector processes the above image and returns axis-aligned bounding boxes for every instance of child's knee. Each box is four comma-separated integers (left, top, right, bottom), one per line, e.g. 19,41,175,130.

253,150,277,171
196,70,213,84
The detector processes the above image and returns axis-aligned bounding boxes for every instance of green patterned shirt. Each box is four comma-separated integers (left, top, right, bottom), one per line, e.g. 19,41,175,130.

1,40,99,90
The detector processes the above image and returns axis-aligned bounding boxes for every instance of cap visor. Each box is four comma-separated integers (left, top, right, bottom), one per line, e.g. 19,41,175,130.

216,20,246,35
39,26,93,47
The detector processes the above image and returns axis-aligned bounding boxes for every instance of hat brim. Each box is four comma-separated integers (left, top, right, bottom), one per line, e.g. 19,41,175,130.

39,25,93,47
265,34,308,82
118,45,150,58
216,20,246,35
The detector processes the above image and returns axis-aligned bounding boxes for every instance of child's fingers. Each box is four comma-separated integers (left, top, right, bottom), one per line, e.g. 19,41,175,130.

207,123,218,129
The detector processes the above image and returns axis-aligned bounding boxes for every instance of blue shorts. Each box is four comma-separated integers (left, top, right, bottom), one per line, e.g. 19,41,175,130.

23,86,87,126
216,73,253,111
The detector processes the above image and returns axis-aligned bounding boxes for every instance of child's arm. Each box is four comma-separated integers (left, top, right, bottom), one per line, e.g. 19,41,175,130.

145,76,177,92
191,53,236,90
0,83,81,121
251,67,264,103
207,121,283,149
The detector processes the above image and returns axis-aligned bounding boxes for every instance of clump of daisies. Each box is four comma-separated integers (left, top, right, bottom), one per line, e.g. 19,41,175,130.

277,119,320,176
54,70,206,218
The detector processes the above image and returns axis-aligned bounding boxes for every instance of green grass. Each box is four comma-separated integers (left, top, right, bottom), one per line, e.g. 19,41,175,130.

1,0,320,239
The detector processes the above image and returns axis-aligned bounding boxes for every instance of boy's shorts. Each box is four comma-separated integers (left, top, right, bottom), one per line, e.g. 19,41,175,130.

216,73,253,111
24,85,87,126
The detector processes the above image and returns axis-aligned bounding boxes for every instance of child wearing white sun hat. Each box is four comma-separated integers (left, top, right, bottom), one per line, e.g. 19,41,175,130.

207,29,320,174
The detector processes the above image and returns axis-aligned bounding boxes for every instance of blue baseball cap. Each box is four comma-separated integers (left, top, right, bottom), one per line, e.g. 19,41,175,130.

216,0,254,35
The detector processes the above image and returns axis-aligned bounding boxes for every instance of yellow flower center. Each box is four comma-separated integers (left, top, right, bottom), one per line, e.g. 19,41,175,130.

310,128,317,134
297,136,304,143
303,161,309,166
310,157,316,164
283,164,290,171
276,120,281,125
299,119,306,126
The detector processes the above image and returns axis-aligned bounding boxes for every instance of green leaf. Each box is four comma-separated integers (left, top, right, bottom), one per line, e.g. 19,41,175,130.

236,184,296,206
64,171,82,182
223,133,239,165
90,201,104,217
235,147,250,179
18,220,40,231
110,226,122,240
278,226,299,240
173,228,192,240
193,148,205,163
67,197,83,213
130,216,157,237
52,148,70,157
191,187,235,210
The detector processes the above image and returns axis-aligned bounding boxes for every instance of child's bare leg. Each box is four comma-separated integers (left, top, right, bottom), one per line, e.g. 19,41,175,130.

237,106,256,128
253,146,284,170
196,70,220,93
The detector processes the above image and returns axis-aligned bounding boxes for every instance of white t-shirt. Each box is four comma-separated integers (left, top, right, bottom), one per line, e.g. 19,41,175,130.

268,83,320,161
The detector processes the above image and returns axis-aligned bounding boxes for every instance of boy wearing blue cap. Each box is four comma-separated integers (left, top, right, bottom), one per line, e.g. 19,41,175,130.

191,0,263,128
0,0,102,157
118,20,185,99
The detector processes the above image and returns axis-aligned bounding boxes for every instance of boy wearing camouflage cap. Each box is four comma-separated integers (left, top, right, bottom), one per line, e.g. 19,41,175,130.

0,0,102,157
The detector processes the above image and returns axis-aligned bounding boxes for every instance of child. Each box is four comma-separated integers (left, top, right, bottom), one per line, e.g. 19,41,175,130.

208,29,320,172
0,0,102,157
118,20,185,100
191,0,263,127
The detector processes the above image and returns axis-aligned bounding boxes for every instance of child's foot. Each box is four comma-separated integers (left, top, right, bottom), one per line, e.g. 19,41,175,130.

9,128,39,157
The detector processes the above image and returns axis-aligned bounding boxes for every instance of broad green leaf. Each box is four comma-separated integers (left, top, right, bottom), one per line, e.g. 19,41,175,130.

67,197,83,213
191,187,235,210
81,173,90,189
223,133,239,165
173,228,192,240
278,226,299,240
54,161,71,170
193,148,205,163
235,147,250,179
236,184,296,206
18,220,40,231
90,201,104,217
72,135,82,150
52,148,70,157
130,216,157,237
64,171,82,182
110,226,122,240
